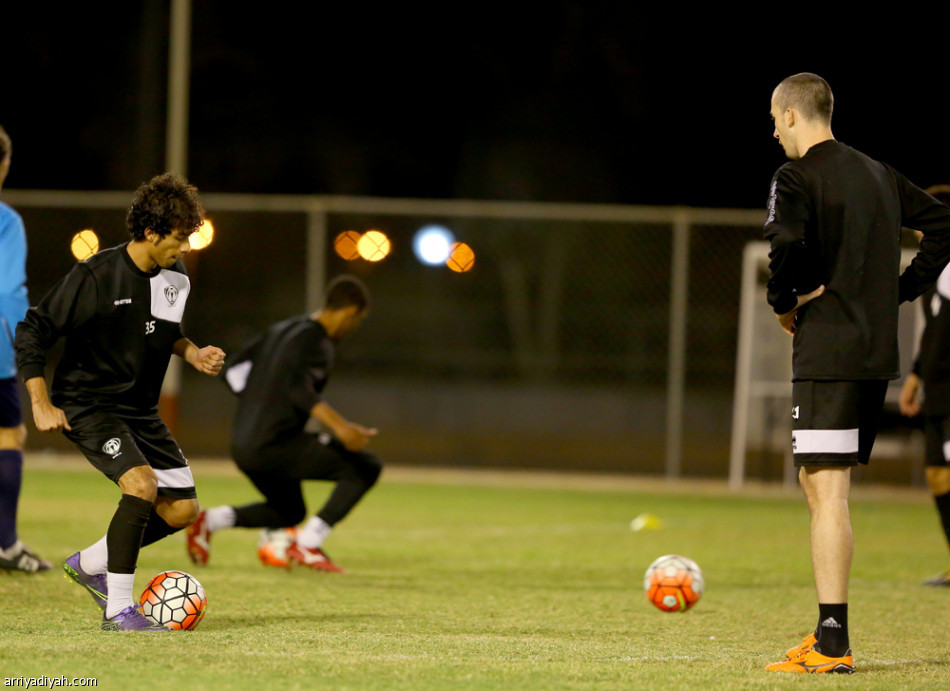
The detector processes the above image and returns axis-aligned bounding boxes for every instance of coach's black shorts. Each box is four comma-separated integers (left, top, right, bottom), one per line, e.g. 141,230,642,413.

64,410,196,499
791,380,889,467
923,414,950,468
0,378,22,428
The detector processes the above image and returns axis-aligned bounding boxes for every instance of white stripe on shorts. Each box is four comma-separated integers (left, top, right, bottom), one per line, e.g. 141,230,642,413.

793,429,859,455
943,440,950,462
154,466,195,489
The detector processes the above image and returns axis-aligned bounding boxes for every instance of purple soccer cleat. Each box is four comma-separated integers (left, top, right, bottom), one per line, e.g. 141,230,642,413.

101,605,170,632
63,552,108,611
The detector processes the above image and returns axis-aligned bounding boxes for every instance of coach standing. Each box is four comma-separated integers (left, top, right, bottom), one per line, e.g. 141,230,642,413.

762,73,950,673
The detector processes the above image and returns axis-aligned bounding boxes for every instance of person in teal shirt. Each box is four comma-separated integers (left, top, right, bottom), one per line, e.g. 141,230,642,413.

0,123,51,573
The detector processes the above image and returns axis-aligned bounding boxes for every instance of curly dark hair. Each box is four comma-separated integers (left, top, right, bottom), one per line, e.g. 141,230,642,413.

126,172,204,241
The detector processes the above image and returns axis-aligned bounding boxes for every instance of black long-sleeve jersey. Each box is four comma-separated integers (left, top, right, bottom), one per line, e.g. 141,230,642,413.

913,270,950,415
15,243,190,417
223,315,333,457
764,140,950,381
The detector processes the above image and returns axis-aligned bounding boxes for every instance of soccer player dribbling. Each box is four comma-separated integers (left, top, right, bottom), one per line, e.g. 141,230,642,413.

763,73,950,672
16,173,225,631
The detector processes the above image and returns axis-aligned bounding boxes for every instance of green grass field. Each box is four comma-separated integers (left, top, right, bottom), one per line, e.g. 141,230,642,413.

1,456,948,690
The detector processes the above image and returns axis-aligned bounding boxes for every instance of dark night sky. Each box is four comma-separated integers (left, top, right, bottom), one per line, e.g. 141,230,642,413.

4,4,950,210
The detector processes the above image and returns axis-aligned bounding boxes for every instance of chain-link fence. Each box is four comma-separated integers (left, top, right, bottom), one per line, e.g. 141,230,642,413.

6,190,921,483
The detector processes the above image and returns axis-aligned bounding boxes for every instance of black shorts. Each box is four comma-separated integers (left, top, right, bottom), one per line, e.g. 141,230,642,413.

791,380,889,467
64,410,196,499
235,432,381,482
923,414,950,468
0,378,22,428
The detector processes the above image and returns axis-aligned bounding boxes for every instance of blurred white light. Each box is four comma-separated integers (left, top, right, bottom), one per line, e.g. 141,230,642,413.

413,225,455,265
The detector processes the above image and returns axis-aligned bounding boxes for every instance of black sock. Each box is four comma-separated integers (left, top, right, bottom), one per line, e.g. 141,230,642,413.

935,491,950,553
106,494,152,574
0,450,23,549
140,508,181,548
815,603,849,657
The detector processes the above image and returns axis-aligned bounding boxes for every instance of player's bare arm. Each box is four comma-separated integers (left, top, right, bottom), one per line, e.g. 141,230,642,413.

899,372,921,417
23,376,71,432
777,284,825,335
174,338,226,376
310,401,378,452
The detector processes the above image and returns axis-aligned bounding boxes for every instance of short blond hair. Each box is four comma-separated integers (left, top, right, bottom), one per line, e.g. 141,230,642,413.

774,73,834,124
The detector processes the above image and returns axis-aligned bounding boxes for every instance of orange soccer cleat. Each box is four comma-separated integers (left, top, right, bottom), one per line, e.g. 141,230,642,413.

286,542,345,573
256,527,299,569
766,646,854,674
785,632,817,659
185,510,211,566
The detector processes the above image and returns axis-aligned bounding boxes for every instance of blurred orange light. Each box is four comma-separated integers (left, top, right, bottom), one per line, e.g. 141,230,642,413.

357,230,391,262
446,242,475,273
334,230,362,261
190,218,215,250
71,229,99,261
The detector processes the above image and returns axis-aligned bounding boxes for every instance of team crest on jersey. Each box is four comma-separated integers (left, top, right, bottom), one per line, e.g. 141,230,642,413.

149,270,190,323
102,437,122,457
164,285,179,306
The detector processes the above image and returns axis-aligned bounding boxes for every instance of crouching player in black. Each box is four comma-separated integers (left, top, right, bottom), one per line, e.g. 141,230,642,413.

16,173,226,631
187,275,381,573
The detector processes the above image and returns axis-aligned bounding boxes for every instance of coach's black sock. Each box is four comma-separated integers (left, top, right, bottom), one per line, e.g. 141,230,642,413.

935,492,950,553
106,494,152,574
815,603,849,657
140,508,181,548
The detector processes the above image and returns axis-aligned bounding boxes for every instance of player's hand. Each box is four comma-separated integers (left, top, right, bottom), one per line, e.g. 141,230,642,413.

191,345,226,376
899,372,921,417
32,400,71,432
337,422,378,452
777,284,825,335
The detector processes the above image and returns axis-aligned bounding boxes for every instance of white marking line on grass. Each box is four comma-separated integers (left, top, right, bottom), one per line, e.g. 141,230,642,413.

27,452,933,504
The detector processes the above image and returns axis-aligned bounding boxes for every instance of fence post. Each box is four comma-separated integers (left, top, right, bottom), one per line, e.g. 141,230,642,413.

666,211,690,479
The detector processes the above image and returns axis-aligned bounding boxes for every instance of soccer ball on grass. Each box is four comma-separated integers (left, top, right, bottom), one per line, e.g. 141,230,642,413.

644,554,703,612
139,570,208,630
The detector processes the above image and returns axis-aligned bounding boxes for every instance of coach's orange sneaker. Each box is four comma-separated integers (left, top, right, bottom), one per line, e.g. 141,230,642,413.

766,647,854,674
785,632,817,659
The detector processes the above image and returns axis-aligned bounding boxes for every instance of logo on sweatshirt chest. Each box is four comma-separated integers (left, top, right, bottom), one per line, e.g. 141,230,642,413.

164,285,179,306
149,270,190,323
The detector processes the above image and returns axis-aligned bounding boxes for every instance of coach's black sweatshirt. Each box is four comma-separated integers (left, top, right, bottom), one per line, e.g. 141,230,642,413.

764,139,950,381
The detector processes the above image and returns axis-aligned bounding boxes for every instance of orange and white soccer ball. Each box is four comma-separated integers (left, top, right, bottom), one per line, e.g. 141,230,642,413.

644,554,704,612
256,527,299,568
139,570,208,630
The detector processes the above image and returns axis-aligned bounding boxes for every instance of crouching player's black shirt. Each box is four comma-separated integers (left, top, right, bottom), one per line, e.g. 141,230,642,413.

224,315,333,464
15,244,191,419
